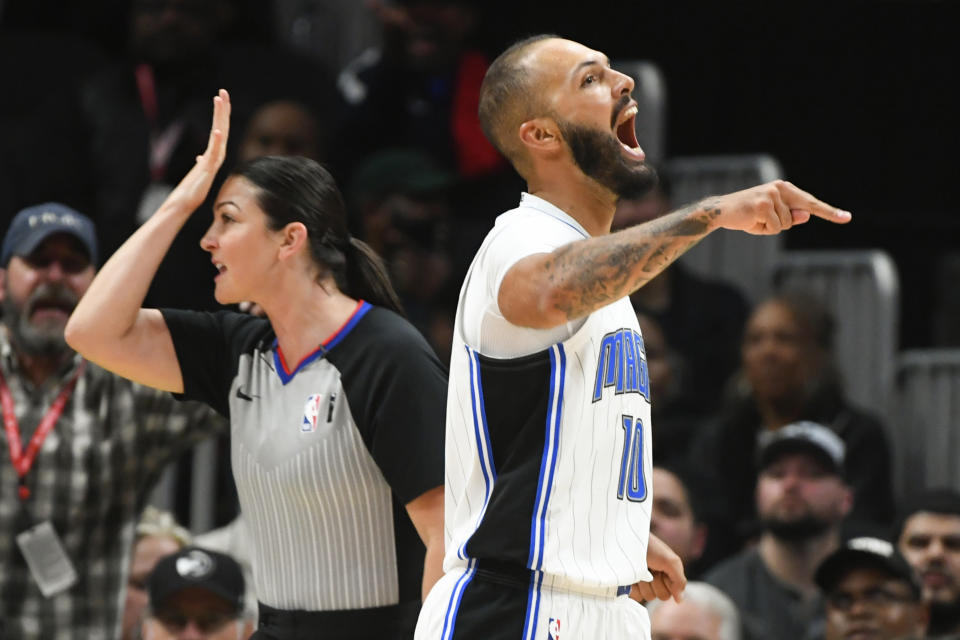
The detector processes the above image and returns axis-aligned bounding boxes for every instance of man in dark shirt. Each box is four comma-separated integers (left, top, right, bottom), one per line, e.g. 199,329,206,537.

705,421,853,640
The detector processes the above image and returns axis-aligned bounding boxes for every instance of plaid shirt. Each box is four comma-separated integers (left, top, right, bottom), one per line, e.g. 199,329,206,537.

0,335,225,639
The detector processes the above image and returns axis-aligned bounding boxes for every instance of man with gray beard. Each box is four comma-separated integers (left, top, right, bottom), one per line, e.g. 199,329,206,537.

705,422,854,640
0,203,223,639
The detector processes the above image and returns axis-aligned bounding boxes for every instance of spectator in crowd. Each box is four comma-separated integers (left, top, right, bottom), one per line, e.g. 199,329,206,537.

347,147,457,357
637,311,705,466
896,488,960,638
9,0,335,314
237,99,325,164
691,290,895,550
123,507,193,640
705,422,853,640
648,581,743,640
142,546,253,640
332,0,520,230
614,172,751,420
334,0,503,181
194,514,259,627
816,537,929,640
0,203,223,638
651,463,709,578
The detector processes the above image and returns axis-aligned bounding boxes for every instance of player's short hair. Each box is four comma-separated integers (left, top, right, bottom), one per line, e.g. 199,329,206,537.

647,581,742,640
478,34,557,173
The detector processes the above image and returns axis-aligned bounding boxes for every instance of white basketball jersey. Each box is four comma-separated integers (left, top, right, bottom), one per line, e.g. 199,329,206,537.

443,194,654,590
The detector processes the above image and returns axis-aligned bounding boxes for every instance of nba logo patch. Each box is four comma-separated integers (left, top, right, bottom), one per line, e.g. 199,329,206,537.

302,394,323,432
546,618,560,640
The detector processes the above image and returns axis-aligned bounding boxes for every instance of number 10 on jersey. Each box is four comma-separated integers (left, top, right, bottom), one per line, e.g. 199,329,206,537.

618,415,647,501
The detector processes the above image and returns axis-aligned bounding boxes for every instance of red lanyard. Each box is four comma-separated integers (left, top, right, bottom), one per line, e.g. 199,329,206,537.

0,361,85,500
134,63,185,182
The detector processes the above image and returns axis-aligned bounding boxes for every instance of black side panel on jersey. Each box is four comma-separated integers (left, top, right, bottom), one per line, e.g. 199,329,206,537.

465,349,551,566
450,574,529,640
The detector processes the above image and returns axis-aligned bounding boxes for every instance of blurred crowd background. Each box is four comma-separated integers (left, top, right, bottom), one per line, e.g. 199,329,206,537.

2,0,959,638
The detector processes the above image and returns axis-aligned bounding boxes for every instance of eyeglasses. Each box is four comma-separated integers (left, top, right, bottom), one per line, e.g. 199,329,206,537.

155,610,237,633
827,586,917,611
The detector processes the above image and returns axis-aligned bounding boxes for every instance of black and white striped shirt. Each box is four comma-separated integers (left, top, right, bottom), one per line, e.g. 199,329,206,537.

162,302,446,616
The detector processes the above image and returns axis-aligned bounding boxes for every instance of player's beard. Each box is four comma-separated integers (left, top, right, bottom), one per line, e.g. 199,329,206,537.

1,282,76,358
760,513,832,542
556,118,658,201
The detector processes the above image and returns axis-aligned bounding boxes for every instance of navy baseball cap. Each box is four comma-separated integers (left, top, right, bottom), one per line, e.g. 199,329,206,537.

815,537,921,598
757,420,846,476
1,203,98,267
147,547,245,613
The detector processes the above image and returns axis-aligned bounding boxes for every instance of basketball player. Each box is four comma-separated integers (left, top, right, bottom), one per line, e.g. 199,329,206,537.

414,35,852,639
65,91,446,639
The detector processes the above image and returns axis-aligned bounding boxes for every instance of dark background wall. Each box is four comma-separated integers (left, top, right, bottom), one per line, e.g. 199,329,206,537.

477,0,958,348
1,0,956,346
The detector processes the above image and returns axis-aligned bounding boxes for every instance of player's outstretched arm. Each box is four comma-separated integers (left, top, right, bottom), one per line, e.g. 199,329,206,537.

65,90,232,393
499,180,850,329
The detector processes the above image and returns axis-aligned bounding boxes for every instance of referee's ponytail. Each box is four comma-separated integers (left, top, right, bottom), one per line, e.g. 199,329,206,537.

229,155,404,316
343,236,404,316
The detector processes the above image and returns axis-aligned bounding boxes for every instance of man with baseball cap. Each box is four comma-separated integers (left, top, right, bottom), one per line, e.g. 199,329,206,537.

0,204,224,638
816,537,929,640
706,421,853,640
143,546,252,640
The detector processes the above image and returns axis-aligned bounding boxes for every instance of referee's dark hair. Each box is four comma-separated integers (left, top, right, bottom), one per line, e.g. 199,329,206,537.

230,155,403,315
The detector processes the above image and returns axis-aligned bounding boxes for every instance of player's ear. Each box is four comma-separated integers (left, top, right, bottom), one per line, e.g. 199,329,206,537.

519,117,562,157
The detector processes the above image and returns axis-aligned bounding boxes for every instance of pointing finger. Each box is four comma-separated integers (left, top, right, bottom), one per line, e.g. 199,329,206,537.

776,180,852,225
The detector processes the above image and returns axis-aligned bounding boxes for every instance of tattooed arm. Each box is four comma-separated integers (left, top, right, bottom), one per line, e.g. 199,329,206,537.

499,181,851,329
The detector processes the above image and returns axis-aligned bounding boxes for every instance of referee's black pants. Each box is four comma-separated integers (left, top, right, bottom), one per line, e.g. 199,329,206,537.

251,601,420,639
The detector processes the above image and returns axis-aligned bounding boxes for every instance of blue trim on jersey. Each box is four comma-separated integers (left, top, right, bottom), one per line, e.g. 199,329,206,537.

527,344,566,570
549,216,588,239
273,301,372,385
522,570,544,640
441,560,477,640
460,347,498,560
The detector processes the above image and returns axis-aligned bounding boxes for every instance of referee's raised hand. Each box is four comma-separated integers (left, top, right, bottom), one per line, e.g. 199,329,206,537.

162,89,232,216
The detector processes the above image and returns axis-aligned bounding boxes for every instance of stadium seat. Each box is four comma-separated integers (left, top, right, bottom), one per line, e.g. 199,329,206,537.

665,154,784,303
894,349,960,499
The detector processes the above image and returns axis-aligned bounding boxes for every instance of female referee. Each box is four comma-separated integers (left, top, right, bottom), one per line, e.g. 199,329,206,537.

66,90,445,640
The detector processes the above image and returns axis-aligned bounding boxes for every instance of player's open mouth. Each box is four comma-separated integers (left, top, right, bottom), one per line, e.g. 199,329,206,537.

213,261,226,279
614,104,645,162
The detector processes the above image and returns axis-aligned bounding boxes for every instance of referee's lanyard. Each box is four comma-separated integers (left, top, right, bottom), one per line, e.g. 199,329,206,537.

0,362,85,501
